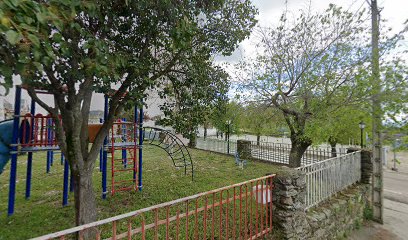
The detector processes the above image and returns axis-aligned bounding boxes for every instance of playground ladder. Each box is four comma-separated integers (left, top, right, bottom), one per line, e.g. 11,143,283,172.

110,120,138,195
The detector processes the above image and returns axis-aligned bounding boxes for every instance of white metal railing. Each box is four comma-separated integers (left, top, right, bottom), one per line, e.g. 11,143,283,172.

297,151,361,210
196,137,346,166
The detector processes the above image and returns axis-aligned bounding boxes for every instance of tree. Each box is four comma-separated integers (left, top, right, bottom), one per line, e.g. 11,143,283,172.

306,105,371,156
0,0,257,226
158,63,230,148
241,102,283,145
210,100,244,139
238,4,372,167
381,58,408,124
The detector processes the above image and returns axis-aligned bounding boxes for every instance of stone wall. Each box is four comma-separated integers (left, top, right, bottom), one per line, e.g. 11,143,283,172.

272,168,309,239
360,150,373,184
237,139,252,159
272,167,371,239
306,185,370,239
347,148,373,184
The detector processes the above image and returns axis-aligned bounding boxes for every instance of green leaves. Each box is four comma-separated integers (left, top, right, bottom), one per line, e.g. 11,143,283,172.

27,33,40,47
5,30,22,44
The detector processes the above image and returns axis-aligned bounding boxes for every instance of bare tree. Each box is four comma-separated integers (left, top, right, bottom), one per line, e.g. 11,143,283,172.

238,4,371,167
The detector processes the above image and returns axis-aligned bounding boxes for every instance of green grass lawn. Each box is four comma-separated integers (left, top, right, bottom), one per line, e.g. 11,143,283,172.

0,146,281,239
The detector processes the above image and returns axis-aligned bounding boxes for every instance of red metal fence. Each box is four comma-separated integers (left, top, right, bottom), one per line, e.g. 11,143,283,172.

32,175,275,240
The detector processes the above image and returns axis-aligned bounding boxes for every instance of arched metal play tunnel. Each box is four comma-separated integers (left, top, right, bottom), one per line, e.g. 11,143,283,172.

142,127,194,180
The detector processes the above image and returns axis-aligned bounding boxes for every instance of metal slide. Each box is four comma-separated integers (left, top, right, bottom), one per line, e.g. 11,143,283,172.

0,119,13,174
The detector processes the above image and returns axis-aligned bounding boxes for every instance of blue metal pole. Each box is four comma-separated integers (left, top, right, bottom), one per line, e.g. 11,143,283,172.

50,118,54,165
46,118,52,173
138,107,144,191
62,156,69,206
102,95,108,199
122,117,127,168
133,106,137,183
49,119,54,166
25,98,35,199
46,151,51,172
99,118,103,172
8,86,22,216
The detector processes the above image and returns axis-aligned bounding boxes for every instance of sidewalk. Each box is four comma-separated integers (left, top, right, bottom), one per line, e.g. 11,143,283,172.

349,150,408,240
349,198,408,240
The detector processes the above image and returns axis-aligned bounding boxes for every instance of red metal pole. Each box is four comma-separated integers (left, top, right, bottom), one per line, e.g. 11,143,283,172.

166,206,170,240
239,185,242,239
269,177,273,232
40,115,44,146
22,115,27,145
176,210,180,240
154,208,159,240
96,230,101,240
203,197,208,240
112,220,117,240
127,220,132,240
260,181,264,236
255,182,259,235
142,219,146,240
34,115,38,145
211,192,215,240
219,190,223,240
194,199,199,240
225,190,229,240
232,187,236,239
244,185,248,240
185,200,189,240
264,180,268,229
250,181,254,239
28,114,33,146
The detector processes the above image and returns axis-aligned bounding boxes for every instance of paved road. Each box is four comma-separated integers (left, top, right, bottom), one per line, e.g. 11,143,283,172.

383,170,408,205
349,151,408,240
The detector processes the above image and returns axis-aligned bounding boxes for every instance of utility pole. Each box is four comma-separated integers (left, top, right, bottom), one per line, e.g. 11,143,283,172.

370,0,383,224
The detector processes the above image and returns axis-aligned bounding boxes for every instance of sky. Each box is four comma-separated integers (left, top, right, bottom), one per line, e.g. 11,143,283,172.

1,0,407,117
216,0,408,63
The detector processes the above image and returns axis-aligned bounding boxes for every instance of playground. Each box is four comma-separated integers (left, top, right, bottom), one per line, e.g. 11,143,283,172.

0,145,281,239
0,86,281,239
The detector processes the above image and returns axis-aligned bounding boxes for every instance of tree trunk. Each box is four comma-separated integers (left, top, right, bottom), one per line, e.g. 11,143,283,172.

204,127,207,140
256,134,261,146
72,168,97,226
188,131,197,148
289,134,312,167
65,133,99,238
